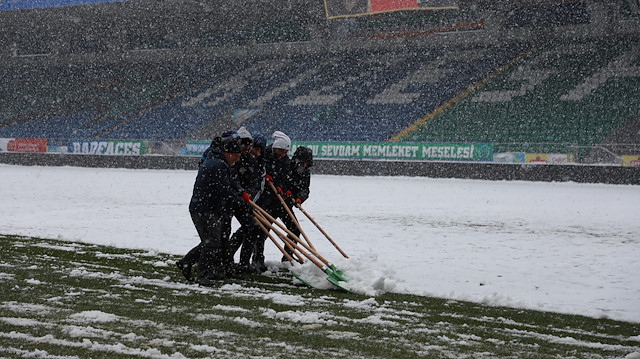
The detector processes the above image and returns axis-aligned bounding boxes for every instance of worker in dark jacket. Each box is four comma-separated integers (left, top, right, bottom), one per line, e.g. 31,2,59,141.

286,146,312,205
234,127,264,199
228,132,268,273
177,131,251,286
279,146,313,260
178,135,226,281
251,131,293,271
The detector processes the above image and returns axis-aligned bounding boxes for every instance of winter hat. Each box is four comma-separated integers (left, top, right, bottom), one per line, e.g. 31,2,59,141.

293,146,313,167
237,126,253,140
237,126,253,147
272,131,291,150
252,134,267,150
220,130,241,153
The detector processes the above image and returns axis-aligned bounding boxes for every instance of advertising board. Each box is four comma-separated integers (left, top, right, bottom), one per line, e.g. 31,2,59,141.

291,141,492,161
525,153,574,164
182,140,492,161
622,155,640,167
0,0,127,11
0,138,47,153
323,0,457,19
69,140,148,155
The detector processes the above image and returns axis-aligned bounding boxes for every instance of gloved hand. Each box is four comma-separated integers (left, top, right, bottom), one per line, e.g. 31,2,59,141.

241,192,251,204
295,198,301,205
276,186,284,196
265,174,273,184
284,190,292,200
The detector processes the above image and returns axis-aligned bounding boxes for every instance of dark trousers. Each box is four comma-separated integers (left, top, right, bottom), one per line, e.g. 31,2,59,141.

229,222,261,266
182,213,233,267
186,211,231,278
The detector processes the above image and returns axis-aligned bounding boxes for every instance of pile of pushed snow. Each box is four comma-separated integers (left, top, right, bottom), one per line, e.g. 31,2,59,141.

281,252,405,296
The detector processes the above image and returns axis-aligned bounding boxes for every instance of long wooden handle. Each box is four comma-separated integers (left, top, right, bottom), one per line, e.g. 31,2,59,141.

254,211,304,263
252,213,297,263
251,201,330,267
295,202,349,259
267,181,315,250
253,210,324,270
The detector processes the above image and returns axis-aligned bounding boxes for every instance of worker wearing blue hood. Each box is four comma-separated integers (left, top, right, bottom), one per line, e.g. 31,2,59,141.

178,130,252,286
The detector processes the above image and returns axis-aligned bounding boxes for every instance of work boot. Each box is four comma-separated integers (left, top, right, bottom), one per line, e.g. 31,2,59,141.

196,267,226,286
252,258,268,273
176,260,194,282
196,275,221,287
235,263,258,275
225,262,247,277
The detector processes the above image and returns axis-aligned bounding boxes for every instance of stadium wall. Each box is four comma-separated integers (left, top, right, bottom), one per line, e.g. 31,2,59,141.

0,152,637,185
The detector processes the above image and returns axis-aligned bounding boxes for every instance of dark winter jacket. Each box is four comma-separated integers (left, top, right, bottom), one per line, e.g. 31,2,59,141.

256,145,290,207
235,151,265,200
201,142,243,194
189,148,244,215
285,161,311,204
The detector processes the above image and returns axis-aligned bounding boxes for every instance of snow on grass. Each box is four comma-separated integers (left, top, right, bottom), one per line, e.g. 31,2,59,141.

264,308,339,325
69,310,119,323
0,317,45,327
0,301,54,314
2,235,639,358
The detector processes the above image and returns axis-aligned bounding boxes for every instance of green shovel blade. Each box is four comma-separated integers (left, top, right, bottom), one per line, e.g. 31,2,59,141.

323,268,352,293
329,264,348,282
290,271,314,289
326,272,353,294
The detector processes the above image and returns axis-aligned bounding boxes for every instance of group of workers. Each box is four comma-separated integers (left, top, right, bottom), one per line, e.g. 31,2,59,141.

176,127,313,286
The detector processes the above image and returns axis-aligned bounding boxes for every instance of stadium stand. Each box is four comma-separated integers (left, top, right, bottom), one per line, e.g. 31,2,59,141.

1,42,523,144
78,44,522,143
620,0,640,19
0,62,187,145
505,1,591,28
1,0,639,164
395,37,640,157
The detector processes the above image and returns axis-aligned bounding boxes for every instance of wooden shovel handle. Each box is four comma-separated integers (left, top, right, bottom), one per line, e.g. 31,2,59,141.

251,201,330,267
295,202,349,259
253,210,324,270
267,181,315,250
252,213,296,263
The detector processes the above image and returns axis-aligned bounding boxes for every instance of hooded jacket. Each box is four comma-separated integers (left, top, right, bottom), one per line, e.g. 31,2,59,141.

256,144,290,207
189,147,244,215
235,151,265,200
286,159,311,204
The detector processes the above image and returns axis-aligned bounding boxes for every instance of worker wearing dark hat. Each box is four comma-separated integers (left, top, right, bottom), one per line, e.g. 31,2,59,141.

249,131,294,272
280,146,313,260
226,128,269,274
177,130,252,286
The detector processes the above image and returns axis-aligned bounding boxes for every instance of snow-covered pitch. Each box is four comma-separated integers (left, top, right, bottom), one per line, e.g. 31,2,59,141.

1,164,638,323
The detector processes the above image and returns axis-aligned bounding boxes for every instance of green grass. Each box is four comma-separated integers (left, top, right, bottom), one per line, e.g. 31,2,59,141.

1,234,638,358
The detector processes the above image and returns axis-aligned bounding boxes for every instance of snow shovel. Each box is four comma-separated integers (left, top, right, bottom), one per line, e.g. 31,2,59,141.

253,212,318,288
253,210,350,293
295,202,349,259
266,181,315,251
253,203,347,282
252,211,305,264
252,212,314,288
251,213,297,264
251,202,350,291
